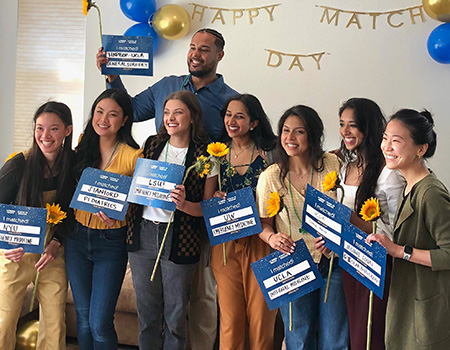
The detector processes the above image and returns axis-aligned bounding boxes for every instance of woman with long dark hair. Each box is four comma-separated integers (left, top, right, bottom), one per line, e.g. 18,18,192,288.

368,109,450,349
65,89,142,350
316,98,404,350
127,90,217,350
211,94,277,349
256,105,349,350
0,101,75,350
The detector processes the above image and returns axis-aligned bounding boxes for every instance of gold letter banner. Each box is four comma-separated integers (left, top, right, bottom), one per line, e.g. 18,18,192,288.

266,49,326,71
318,5,425,29
190,3,281,24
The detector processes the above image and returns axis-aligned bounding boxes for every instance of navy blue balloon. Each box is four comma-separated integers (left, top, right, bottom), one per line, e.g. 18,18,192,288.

427,23,450,64
120,0,156,23
124,23,159,54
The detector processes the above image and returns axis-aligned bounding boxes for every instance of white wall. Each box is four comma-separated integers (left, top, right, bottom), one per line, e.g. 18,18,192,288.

84,0,449,188
0,0,18,161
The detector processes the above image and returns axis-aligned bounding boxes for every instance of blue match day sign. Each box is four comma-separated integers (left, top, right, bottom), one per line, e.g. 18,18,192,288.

102,35,153,76
339,222,387,299
127,158,185,212
251,239,325,311
70,168,132,221
302,184,351,256
201,187,262,246
0,204,47,253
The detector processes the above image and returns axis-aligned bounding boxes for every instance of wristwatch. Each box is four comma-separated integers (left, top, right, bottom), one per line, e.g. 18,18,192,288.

403,245,413,261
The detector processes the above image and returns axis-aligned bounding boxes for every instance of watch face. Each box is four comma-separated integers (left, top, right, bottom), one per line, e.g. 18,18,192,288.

403,245,413,260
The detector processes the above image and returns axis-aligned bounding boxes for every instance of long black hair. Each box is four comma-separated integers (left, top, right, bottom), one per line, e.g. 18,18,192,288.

389,109,437,159
75,89,139,176
155,90,208,145
219,94,276,152
16,101,74,207
338,98,386,212
276,105,325,189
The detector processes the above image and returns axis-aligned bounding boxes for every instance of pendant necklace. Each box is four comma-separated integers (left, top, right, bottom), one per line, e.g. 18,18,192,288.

226,141,255,191
232,142,253,159
164,140,187,165
103,140,119,170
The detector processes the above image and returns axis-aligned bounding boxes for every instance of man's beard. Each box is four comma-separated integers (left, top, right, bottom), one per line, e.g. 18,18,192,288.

188,61,215,78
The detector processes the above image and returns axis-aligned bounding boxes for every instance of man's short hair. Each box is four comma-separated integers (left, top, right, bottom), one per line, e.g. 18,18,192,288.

194,28,225,51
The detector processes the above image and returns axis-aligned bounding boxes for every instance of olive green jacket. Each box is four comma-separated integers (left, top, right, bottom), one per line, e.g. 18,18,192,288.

386,173,450,349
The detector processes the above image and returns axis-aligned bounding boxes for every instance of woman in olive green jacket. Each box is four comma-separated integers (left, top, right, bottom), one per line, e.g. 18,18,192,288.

368,109,450,350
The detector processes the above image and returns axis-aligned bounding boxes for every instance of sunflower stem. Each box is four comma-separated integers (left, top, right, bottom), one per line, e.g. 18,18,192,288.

323,254,334,303
338,185,345,204
150,163,196,281
91,4,105,90
285,207,293,330
216,159,227,265
367,290,374,350
29,222,54,312
29,272,40,313
151,211,175,281
289,301,293,331
366,221,377,350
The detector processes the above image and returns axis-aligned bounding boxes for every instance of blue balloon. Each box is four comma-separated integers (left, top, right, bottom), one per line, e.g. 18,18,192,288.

120,0,156,23
427,23,450,64
124,23,159,55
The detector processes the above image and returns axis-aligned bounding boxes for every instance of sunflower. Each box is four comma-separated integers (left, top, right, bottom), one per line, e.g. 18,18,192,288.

199,163,211,178
207,142,229,158
46,203,67,225
267,192,283,217
82,0,92,16
323,171,338,192
194,155,211,178
359,197,381,222
4,152,17,163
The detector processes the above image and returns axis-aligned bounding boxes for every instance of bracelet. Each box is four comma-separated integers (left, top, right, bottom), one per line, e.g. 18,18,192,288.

267,233,275,243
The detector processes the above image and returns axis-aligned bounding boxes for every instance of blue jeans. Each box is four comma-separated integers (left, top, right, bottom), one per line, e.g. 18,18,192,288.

128,219,196,350
65,222,127,350
280,257,349,350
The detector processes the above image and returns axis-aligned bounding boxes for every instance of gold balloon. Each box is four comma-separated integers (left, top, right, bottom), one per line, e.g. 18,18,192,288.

151,5,191,40
16,320,39,350
423,0,450,22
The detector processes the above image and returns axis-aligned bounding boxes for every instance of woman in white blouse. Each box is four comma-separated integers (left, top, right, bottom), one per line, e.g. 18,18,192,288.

316,98,404,350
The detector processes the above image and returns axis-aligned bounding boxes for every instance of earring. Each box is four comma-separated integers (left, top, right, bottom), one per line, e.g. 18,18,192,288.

250,127,254,131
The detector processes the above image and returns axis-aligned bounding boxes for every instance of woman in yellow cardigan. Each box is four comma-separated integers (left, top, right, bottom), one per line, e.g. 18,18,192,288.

65,89,142,350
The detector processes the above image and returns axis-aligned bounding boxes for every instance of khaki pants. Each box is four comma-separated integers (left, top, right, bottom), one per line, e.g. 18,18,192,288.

0,248,67,350
211,236,277,350
188,229,218,350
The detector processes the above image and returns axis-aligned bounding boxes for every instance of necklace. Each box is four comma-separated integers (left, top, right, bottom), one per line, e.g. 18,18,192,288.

164,140,188,164
226,142,255,191
288,167,313,223
231,141,253,159
103,140,119,170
